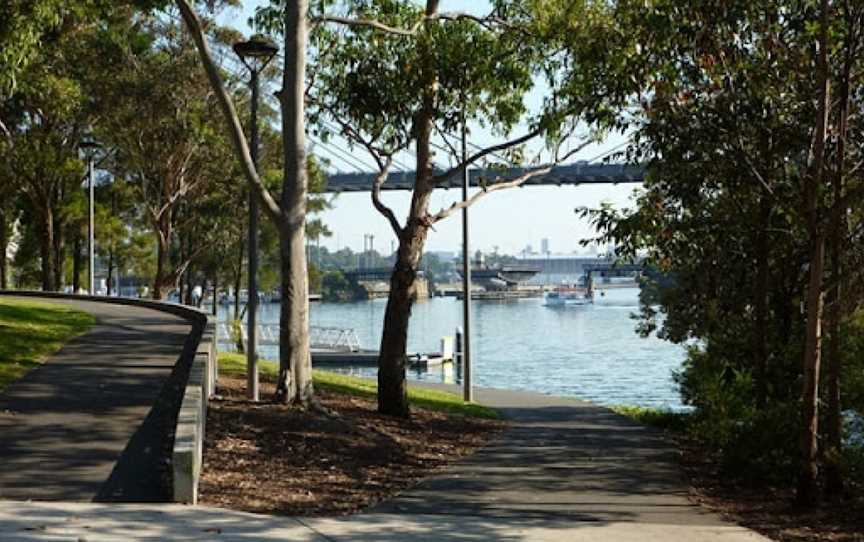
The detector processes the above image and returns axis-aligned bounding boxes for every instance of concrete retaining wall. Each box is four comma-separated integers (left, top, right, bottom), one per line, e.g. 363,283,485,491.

0,291,216,505
172,316,217,504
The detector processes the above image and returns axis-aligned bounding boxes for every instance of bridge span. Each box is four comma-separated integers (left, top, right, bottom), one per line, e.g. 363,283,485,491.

325,162,645,192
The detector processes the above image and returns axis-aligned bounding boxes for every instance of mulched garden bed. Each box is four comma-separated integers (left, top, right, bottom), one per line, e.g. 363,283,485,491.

680,441,864,541
199,375,505,515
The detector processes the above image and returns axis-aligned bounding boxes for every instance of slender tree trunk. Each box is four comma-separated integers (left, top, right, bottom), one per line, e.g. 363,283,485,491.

797,0,830,505
754,197,770,409
1,209,9,290
275,0,313,405
376,0,440,417
378,231,426,417
212,274,218,317
72,232,82,293
52,211,64,291
107,247,114,296
824,32,853,497
154,233,169,300
233,235,244,321
40,208,55,292
825,231,843,497
153,212,172,300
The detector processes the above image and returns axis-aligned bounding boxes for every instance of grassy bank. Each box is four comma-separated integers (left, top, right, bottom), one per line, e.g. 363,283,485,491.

218,352,499,419
610,405,691,432
0,298,96,392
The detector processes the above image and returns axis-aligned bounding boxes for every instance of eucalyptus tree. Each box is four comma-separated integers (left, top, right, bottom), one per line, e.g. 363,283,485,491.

176,0,318,405
98,15,234,300
176,0,624,411
305,0,622,416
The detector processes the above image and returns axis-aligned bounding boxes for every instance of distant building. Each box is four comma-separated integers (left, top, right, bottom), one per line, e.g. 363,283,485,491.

428,250,457,262
541,238,550,255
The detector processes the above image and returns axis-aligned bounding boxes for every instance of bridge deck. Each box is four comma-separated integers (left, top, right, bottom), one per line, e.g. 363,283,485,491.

325,162,644,192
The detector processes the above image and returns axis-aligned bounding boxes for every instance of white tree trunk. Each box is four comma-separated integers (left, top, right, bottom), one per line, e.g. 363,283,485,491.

275,0,313,404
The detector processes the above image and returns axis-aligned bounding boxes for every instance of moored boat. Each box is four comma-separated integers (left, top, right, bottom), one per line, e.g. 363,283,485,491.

545,282,594,307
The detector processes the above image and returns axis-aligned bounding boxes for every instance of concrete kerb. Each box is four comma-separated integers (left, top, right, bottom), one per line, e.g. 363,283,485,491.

0,291,216,505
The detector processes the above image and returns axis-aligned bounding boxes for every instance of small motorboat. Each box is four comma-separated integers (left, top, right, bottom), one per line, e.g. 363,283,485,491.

545,283,594,307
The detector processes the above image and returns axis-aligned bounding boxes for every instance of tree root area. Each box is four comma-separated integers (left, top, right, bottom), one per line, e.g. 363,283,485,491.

681,442,864,541
199,376,505,516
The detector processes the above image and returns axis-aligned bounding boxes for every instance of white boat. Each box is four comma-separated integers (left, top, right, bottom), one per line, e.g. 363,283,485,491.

545,284,593,307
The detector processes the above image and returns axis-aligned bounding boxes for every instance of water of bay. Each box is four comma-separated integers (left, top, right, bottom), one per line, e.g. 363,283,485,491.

219,287,687,409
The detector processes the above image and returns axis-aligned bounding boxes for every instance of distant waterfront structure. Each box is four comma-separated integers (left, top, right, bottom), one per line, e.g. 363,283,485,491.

429,250,457,262
541,238,550,255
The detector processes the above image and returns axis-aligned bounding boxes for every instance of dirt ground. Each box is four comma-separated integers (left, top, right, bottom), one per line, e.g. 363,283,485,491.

681,442,864,541
199,376,505,515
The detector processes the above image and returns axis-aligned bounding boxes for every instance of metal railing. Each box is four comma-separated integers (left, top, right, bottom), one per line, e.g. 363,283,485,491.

217,322,361,352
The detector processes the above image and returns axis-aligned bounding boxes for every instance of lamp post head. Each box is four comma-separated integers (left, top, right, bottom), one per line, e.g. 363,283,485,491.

79,127,101,160
233,34,278,71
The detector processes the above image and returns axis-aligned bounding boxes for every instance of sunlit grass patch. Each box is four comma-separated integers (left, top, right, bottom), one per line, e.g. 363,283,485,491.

611,404,691,432
218,352,499,419
0,298,96,392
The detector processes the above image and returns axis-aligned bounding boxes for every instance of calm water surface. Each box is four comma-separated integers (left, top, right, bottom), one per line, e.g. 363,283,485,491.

219,288,686,409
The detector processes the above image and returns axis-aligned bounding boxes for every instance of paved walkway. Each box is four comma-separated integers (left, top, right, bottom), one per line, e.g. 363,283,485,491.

0,297,191,502
0,297,767,539
0,389,767,539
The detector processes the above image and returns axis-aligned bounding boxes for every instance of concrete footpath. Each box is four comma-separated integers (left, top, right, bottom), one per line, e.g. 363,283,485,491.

0,297,191,501
0,296,767,540
0,390,767,540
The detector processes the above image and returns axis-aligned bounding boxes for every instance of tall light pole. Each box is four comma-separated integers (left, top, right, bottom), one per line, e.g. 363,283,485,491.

79,131,101,295
461,106,473,402
234,35,278,402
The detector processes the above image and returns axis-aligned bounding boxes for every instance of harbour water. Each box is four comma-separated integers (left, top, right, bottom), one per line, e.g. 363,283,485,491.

218,288,687,409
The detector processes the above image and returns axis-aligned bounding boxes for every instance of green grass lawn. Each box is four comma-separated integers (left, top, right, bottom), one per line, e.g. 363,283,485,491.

0,298,96,392
219,352,499,419
610,404,691,432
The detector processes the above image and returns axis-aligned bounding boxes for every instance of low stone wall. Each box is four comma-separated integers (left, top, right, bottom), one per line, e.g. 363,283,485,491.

172,316,217,504
0,291,216,505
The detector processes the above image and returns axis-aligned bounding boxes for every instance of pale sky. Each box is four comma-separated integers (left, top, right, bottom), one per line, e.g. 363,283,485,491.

217,1,640,255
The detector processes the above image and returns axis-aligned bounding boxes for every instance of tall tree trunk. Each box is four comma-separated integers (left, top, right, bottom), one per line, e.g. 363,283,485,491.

824,28,853,497
212,274,218,317
754,196,770,408
72,231,82,293
0,209,9,290
40,207,55,292
107,247,114,296
797,0,830,505
275,0,313,405
52,210,64,291
233,234,244,321
153,214,172,300
377,0,440,417
379,227,427,417
154,234,169,300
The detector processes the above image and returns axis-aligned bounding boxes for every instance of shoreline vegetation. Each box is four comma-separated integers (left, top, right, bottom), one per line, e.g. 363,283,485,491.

201,353,503,514
0,298,95,392
613,406,864,541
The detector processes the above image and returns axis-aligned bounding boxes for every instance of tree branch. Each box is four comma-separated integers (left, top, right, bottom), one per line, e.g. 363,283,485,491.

370,157,403,237
429,142,590,224
311,15,421,36
175,0,282,224
432,125,545,186
311,9,507,36
316,99,392,169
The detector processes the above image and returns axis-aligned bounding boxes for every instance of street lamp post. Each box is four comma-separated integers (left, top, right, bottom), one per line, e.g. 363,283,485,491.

79,131,101,295
234,35,278,402
461,108,473,402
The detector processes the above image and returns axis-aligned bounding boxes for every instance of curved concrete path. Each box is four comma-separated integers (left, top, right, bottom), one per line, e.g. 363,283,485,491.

0,297,191,502
0,374,768,540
